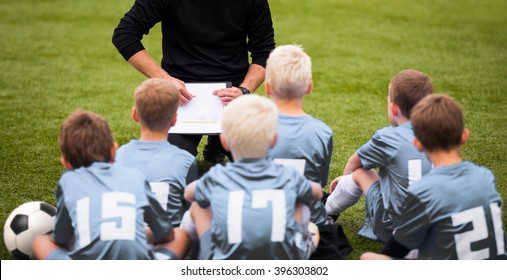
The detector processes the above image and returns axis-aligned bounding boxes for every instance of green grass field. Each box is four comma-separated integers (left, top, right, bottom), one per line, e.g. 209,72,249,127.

1,0,506,260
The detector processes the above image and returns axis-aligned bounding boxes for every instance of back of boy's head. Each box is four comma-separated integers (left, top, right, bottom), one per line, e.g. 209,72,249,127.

134,78,179,131
265,44,312,100
221,95,278,158
58,110,114,168
411,94,464,152
389,69,433,118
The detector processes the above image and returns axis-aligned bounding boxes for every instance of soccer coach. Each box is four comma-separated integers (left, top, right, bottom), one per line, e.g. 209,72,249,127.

112,0,276,163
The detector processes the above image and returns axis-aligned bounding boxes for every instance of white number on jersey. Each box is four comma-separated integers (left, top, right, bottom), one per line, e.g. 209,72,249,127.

408,159,422,185
451,203,505,259
149,182,170,211
227,189,286,244
76,192,137,247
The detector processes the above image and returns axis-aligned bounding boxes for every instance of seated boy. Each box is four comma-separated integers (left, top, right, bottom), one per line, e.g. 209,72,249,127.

265,44,332,226
32,110,189,260
184,94,323,259
325,70,433,241
361,94,506,259
116,78,198,227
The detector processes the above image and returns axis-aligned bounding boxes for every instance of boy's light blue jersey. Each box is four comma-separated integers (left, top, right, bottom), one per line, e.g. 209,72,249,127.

116,140,198,226
195,158,315,260
53,162,173,260
267,114,333,187
267,114,333,225
357,122,432,218
394,161,506,259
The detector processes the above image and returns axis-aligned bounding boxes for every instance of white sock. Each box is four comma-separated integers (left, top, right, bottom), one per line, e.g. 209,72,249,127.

325,173,363,215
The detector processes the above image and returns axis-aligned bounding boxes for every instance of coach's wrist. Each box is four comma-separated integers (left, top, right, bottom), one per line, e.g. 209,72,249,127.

238,86,251,95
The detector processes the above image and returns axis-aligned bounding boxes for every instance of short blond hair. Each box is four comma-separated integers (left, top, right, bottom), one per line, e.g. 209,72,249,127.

221,95,278,158
134,78,180,132
265,44,312,100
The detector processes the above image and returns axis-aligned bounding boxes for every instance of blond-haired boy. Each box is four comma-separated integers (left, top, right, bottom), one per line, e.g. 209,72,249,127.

265,44,332,226
185,95,323,259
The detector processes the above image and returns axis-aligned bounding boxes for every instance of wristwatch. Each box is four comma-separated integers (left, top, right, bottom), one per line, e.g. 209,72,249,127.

238,86,251,95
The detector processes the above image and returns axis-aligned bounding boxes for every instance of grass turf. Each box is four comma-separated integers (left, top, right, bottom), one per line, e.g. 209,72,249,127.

1,0,506,260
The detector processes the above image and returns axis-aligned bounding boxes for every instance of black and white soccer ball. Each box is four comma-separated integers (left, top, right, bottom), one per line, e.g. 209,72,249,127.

3,201,56,259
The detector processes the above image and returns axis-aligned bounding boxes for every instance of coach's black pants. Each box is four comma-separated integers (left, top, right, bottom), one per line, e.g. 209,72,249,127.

167,134,231,160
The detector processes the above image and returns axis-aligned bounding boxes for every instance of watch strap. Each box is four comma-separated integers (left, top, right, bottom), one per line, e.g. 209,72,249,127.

238,86,251,94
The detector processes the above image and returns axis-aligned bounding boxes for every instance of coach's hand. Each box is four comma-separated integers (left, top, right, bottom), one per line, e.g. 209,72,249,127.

168,77,193,105
213,87,244,105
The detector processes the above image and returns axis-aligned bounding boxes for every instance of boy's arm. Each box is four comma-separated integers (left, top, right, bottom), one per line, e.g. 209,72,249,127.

145,227,173,244
184,180,198,202
310,182,323,200
343,153,363,175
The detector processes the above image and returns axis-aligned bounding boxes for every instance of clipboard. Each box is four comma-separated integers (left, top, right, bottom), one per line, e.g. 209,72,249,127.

170,82,231,134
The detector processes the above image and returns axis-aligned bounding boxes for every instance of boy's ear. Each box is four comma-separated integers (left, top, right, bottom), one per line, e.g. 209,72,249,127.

170,112,177,127
305,81,313,96
110,142,118,163
389,102,399,117
265,82,272,96
461,128,470,146
413,138,424,152
60,157,74,170
132,106,140,123
270,133,277,148
219,134,231,152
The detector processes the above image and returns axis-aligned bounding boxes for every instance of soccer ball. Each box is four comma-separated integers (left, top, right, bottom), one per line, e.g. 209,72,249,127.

3,201,56,259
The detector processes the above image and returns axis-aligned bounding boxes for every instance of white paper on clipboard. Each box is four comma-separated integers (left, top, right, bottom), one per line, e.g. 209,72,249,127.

170,83,228,134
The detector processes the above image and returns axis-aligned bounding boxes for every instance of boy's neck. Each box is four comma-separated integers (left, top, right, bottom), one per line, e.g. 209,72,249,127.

426,149,462,168
395,117,410,126
274,99,306,116
231,151,267,161
139,128,169,141
398,118,410,125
